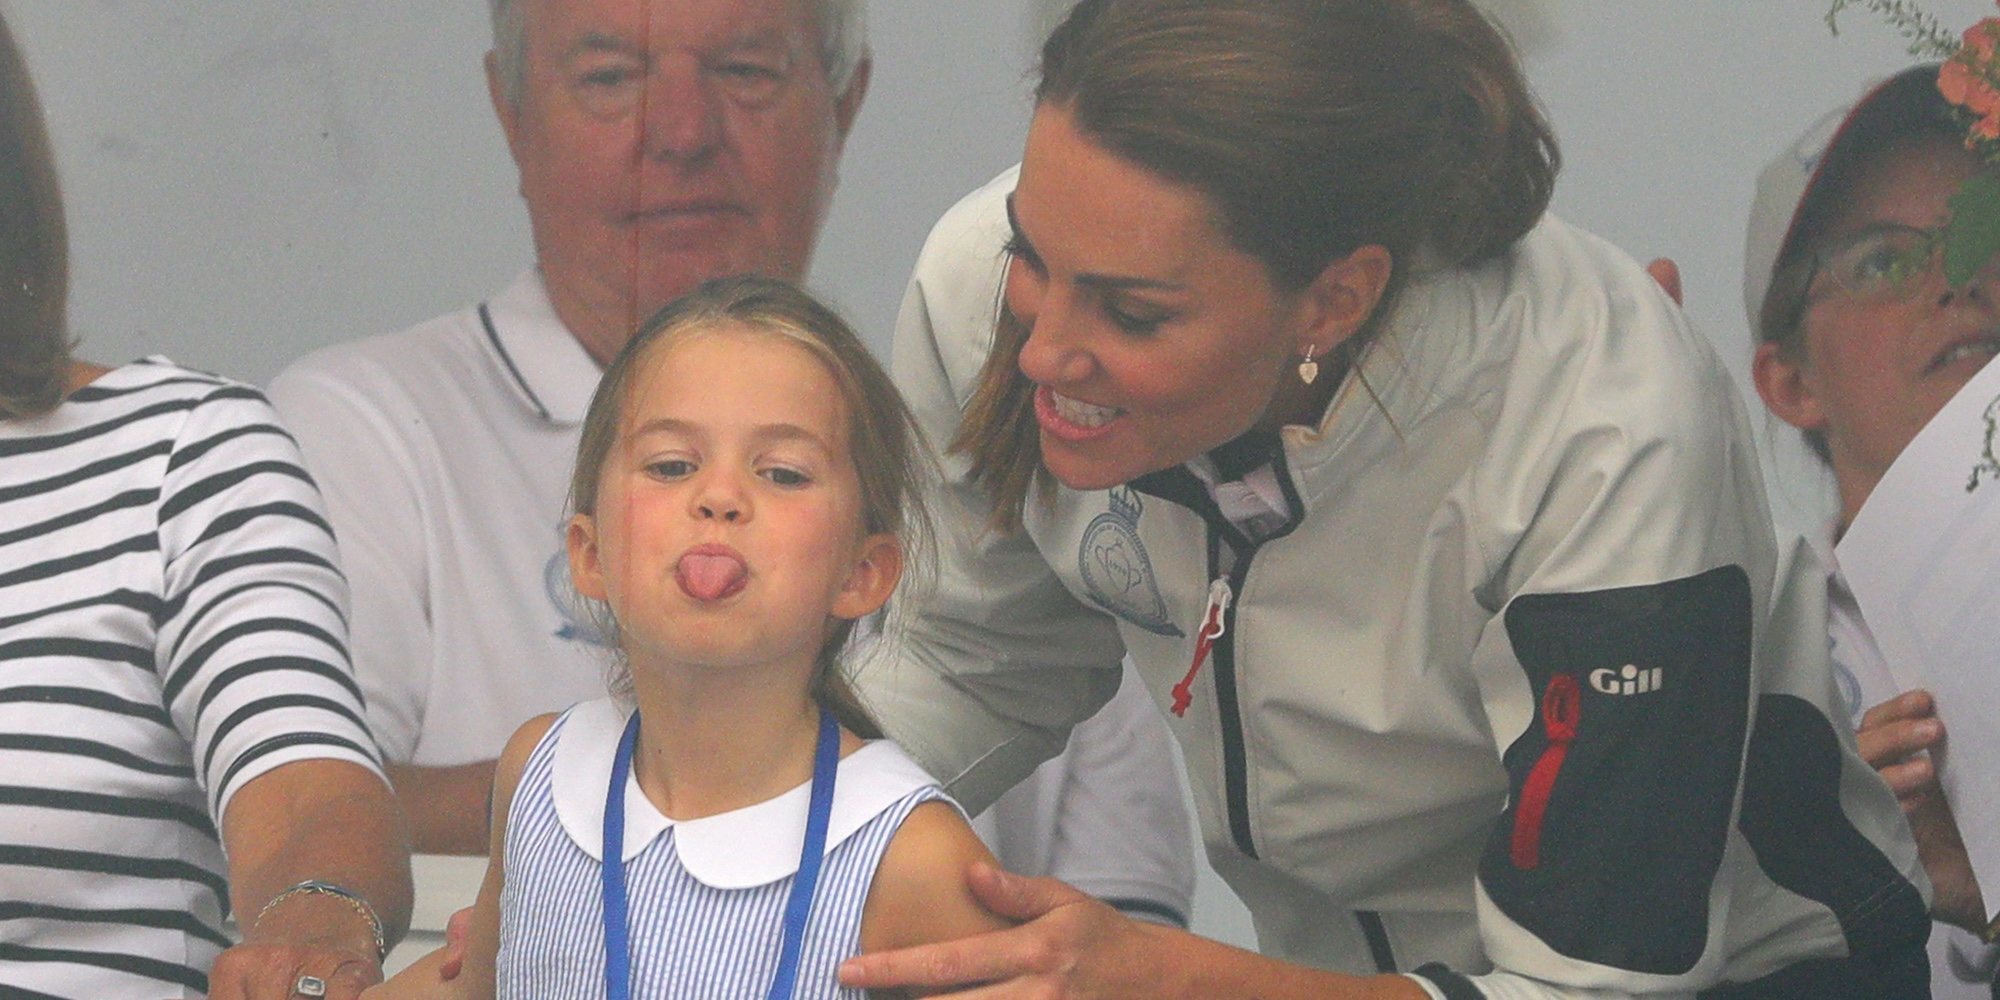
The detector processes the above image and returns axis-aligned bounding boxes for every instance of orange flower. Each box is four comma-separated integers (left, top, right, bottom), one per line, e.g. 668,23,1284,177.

1965,17,2000,59
1944,56,1977,104
1966,75,2000,119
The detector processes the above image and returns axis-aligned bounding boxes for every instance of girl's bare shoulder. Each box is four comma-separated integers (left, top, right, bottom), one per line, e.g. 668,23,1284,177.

859,799,1014,953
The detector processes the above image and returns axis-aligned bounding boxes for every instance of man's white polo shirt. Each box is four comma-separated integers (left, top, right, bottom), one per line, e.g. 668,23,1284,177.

270,270,611,764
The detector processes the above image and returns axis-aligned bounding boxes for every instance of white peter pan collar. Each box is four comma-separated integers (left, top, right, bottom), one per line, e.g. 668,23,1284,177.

548,698,948,889
481,270,603,426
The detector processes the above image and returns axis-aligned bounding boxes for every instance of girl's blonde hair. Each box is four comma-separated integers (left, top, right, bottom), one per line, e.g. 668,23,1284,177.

957,0,1558,530
569,276,933,739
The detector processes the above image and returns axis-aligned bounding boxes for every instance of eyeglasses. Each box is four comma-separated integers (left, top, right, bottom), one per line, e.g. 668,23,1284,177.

1764,222,2000,344
1799,223,1946,305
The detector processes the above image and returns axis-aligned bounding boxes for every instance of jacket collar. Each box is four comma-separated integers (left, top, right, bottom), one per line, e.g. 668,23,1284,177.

479,270,602,426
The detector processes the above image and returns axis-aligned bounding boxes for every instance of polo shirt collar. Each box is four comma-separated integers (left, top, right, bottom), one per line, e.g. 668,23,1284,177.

1806,517,1845,590
480,269,602,426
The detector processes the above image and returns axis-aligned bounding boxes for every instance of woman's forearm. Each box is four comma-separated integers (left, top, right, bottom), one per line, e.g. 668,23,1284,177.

1142,922,1431,1000
225,758,415,955
840,865,1434,999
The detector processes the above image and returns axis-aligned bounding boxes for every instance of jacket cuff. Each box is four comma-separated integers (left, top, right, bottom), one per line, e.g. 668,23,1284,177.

1410,963,1486,999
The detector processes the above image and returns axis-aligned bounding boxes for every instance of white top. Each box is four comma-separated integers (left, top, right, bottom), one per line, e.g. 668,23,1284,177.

0,359,380,998
1807,529,2000,1000
269,272,609,764
496,698,947,999
1808,528,1893,731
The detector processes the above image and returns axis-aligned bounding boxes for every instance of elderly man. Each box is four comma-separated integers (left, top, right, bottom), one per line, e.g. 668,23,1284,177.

272,0,868,856
269,0,1193,930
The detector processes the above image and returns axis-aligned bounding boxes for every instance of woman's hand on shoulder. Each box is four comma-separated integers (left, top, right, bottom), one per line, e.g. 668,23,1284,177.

861,801,1014,951
848,853,1173,998
844,858,1428,999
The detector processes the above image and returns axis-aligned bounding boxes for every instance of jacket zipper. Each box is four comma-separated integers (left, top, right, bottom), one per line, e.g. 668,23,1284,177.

1129,451,1296,864
1170,578,1233,717
1356,910,1398,972
1209,539,1259,859
1509,673,1581,870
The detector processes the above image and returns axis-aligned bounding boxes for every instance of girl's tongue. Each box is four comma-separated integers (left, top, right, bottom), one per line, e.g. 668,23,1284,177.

676,550,748,601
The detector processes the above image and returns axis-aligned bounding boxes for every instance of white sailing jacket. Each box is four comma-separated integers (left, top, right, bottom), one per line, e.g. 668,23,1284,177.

862,168,1931,998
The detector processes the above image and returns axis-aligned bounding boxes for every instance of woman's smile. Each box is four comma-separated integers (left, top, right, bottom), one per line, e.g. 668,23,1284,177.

1034,385,1124,440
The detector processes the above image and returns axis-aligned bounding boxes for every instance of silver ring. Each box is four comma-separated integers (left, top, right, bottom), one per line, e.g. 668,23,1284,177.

293,974,328,997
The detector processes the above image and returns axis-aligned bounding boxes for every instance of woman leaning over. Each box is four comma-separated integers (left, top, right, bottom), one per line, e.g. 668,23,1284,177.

844,1,1929,997
0,11,410,1000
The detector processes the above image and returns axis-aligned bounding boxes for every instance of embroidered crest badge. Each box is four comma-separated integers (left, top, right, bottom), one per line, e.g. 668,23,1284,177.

1077,487,1184,637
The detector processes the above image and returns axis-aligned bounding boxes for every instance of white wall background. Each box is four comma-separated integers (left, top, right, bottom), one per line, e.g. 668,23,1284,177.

9,1,1053,386
1512,0,1997,532
13,0,1994,955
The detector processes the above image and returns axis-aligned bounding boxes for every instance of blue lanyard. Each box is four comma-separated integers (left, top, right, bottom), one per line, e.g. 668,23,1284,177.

601,707,840,1000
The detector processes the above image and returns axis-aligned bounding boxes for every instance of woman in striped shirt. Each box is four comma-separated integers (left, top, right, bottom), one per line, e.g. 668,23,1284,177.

0,10,411,998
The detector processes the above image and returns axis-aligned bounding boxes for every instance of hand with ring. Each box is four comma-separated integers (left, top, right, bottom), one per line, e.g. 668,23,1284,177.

205,944,379,1000
209,894,383,1000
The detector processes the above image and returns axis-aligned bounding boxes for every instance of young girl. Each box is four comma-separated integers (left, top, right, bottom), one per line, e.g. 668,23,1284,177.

372,276,1010,999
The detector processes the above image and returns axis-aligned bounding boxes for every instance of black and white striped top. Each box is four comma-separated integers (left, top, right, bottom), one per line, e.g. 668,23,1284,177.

0,359,381,999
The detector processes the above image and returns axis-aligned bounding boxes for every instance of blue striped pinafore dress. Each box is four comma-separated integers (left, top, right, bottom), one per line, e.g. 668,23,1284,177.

496,698,949,999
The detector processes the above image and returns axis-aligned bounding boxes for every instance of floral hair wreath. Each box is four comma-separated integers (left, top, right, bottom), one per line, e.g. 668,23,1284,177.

1830,0,2000,286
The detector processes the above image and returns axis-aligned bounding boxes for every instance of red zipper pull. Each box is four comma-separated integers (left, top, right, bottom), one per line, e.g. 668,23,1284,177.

1509,673,1581,870
1170,579,1233,717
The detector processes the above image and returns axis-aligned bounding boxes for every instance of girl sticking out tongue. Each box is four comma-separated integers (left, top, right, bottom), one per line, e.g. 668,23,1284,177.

369,276,1011,1000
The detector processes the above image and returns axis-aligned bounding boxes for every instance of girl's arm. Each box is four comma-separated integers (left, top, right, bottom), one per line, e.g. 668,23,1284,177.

365,714,557,999
858,801,1015,956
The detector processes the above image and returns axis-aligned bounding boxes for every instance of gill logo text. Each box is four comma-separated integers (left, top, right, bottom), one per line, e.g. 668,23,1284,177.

1589,664,1663,696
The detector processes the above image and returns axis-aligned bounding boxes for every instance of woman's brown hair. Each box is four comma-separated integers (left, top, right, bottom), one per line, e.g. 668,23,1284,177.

569,276,934,739
956,0,1558,529
0,10,70,419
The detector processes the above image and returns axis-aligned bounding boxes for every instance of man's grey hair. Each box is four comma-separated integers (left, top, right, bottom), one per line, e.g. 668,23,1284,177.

488,0,868,106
